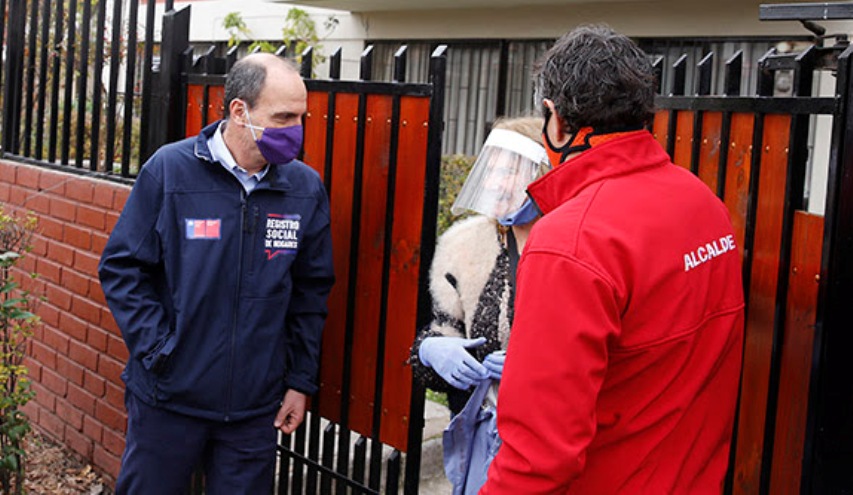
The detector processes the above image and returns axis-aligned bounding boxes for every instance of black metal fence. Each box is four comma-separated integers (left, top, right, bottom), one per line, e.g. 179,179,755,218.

0,0,175,180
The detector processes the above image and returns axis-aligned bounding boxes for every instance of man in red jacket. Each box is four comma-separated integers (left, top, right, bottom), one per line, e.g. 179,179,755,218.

480,25,745,494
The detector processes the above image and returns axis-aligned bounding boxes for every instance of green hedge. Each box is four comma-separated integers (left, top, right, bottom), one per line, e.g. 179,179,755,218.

437,154,476,236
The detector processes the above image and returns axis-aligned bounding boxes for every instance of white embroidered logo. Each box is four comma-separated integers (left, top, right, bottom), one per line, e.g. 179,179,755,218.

264,213,301,260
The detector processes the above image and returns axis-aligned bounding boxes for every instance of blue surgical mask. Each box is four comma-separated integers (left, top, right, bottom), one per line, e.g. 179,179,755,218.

498,198,540,226
243,104,303,164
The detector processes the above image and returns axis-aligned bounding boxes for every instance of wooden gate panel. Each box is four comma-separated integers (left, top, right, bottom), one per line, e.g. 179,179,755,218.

723,113,755,257
347,94,395,442
379,95,432,451
316,93,360,425
303,91,330,178
697,112,723,192
184,84,224,137
733,113,792,494
672,110,694,169
652,110,669,150
769,211,823,495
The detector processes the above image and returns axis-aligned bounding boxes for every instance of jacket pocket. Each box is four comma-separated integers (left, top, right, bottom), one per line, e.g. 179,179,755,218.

142,334,177,374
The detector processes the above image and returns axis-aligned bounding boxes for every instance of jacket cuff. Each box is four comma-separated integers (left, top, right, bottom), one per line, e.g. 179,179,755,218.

285,375,318,396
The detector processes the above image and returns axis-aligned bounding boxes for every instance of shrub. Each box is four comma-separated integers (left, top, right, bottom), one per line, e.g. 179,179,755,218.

0,209,38,495
437,154,476,236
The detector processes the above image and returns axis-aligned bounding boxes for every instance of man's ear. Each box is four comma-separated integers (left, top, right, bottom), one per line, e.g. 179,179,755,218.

543,99,571,148
229,99,247,124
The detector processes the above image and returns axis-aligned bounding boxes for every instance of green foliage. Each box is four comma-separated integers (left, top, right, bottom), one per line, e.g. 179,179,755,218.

425,388,449,408
281,8,338,69
223,12,277,53
223,8,339,75
0,209,38,495
223,12,251,48
437,154,476,236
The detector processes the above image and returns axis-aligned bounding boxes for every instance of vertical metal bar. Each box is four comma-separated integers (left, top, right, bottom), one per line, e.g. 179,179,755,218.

291,419,308,493
74,0,92,168
90,0,108,171
393,46,408,83
804,43,853,495
48,0,64,163
360,45,374,82
104,0,124,173
138,0,157,162
306,411,321,493
329,47,365,495
277,432,292,495
23,0,38,156
341,44,373,491
0,0,6,128
689,52,714,175
2,0,26,155
120,0,140,177
403,46,447,495
201,85,210,128
158,8,190,146
353,436,368,487
666,54,688,159
384,450,401,495
329,47,342,80
725,50,744,98
322,48,341,194
226,45,239,72
741,48,775,306
757,44,817,495
652,56,665,95
716,50,743,199
301,46,314,79
35,0,52,160
320,423,336,494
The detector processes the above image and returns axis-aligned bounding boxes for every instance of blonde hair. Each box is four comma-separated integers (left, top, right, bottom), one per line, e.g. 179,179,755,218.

492,116,544,143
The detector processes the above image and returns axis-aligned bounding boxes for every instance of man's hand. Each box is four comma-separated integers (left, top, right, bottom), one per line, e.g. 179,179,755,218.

274,389,307,434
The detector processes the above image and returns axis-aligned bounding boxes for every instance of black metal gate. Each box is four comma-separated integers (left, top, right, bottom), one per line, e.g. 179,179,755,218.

650,3,853,493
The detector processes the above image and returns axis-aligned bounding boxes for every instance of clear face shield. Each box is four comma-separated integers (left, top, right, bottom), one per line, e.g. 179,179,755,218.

451,128,550,219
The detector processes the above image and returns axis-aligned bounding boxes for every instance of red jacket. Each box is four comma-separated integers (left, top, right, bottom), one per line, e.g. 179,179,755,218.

480,131,745,494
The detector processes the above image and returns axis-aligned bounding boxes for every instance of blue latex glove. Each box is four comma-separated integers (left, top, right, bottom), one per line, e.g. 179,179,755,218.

419,336,489,390
483,350,506,380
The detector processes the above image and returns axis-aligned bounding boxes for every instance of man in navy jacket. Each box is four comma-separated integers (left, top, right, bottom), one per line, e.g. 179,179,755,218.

99,53,334,494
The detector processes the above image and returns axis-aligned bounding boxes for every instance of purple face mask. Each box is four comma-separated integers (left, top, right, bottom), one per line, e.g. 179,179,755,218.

243,104,303,164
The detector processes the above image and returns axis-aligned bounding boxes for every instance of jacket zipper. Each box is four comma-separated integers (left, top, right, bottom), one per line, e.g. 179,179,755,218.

224,192,248,421
247,204,260,275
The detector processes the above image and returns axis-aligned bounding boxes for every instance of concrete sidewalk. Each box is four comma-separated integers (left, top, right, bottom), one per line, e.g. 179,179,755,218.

418,399,452,494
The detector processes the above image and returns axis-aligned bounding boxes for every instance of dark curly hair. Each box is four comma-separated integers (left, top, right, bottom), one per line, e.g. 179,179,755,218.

534,25,655,132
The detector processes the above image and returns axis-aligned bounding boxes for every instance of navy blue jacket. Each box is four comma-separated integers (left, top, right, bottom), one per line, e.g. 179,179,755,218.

98,122,335,421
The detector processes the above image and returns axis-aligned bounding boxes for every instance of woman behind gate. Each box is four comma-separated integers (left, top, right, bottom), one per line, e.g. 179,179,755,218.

408,115,548,494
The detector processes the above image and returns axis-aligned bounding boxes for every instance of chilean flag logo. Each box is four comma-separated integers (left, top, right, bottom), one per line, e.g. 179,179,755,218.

185,219,222,240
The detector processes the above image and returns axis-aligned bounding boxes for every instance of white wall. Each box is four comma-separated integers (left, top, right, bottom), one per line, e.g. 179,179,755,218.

354,0,853,40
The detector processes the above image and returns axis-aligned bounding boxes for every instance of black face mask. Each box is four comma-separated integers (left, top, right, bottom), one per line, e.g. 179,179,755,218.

541,105,645,167
541,105,586,167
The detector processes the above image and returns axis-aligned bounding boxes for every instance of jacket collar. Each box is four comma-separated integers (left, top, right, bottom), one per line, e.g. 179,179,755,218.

528,130,669,214
194,120,293,192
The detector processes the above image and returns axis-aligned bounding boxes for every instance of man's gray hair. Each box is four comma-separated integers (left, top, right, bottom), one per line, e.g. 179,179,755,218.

533,25,656,132
224,55,299,118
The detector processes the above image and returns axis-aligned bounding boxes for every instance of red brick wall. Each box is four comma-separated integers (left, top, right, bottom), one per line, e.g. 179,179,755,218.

1,159,131,485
